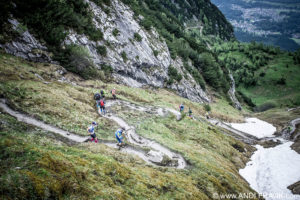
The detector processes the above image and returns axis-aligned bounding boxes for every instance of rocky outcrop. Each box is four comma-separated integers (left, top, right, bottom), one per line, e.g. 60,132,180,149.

0,19,52,63
1,0,210,103
228,72,242,110
63,0,210,103
288,181,300,195
282,118,300,140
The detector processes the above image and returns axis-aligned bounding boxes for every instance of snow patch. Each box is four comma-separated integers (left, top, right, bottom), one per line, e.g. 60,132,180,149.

229,118,276,138
240,142,300,200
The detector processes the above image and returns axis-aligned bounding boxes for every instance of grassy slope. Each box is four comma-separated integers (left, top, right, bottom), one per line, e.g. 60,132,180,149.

0,53,256,199
219,50,300,107
255,107,300,130
239,53,300,107
0,113,207,199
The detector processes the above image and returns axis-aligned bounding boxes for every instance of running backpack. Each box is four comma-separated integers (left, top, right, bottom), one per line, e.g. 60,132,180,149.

94,93,101,100
100,100,104,106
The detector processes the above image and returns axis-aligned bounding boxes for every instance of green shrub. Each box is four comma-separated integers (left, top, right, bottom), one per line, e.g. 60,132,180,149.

140,19,152,31
16,23,27,35
237,91,256,107
254,102,276,112
90,0,111,14
153,50,159,57
168,66,178,77
183,72,188,79
195,53,224,90
11,0,102,45
87,28,103,41
276,77,286,85
92,0,111,7
112,28,120,37
96,45,107,56
134,32,142,42
183,63,206,90
293,49,300,64
203,104,211,112
259,72,266,77
101,64,113,76
0,34,4,44
121,51,128,62
0,1,13,33
166,78,174,85
63,45,99,79
168,66,182,82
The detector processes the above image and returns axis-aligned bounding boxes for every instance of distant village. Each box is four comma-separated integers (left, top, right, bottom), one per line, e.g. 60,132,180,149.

230,4,287,36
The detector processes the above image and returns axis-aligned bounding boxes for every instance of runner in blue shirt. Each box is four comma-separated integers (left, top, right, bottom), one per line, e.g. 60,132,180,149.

87,122,98,143
115,127,125,146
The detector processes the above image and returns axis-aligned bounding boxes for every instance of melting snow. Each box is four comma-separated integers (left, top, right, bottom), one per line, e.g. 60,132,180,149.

240,142,300,200
230,118,276,138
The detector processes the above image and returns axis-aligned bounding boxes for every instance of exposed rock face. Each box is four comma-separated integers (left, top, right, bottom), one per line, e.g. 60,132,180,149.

63,0,210,103
228,72,242,110
0,19,52,63
0,0,210,103
288,181,300,195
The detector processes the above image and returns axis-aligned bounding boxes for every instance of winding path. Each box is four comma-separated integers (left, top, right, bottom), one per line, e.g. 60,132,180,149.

208,118,259,144
207,118,289,146
105,100,182,119
103,100,185,168
0,98,186,169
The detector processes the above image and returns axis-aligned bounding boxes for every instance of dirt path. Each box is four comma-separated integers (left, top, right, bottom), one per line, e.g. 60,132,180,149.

208,118,258,143
0,99,88,143
0,98,186,169
100,100,186,168
105,99,182,120
207,117,289,148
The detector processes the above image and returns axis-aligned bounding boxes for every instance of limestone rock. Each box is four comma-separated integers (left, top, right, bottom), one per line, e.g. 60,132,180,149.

0,19,53,63
288,181,300,195
62,0,210,103
228,72,242,110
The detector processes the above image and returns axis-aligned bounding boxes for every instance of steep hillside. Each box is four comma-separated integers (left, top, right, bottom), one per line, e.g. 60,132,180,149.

1,1,300,198
212,41,300,111
0,52,256,199
0,0,236,105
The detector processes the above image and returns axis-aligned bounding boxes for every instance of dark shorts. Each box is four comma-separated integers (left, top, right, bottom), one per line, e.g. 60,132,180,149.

100,105,105,109
91,133,96,139
116,135,123,143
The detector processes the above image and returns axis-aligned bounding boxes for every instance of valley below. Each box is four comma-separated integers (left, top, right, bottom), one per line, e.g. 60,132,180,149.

211,0,300,51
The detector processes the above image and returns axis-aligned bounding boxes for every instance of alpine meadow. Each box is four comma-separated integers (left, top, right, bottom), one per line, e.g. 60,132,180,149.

0,0,300,199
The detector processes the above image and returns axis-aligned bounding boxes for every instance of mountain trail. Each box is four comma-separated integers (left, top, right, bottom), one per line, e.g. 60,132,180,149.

0,98,186,169
102,100,186,168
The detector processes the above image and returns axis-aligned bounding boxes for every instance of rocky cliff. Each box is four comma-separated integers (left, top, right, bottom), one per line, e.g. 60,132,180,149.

228,72,242,110
1,0,211,103
0,0,239,104
0,19,52,63
67,0,210,102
